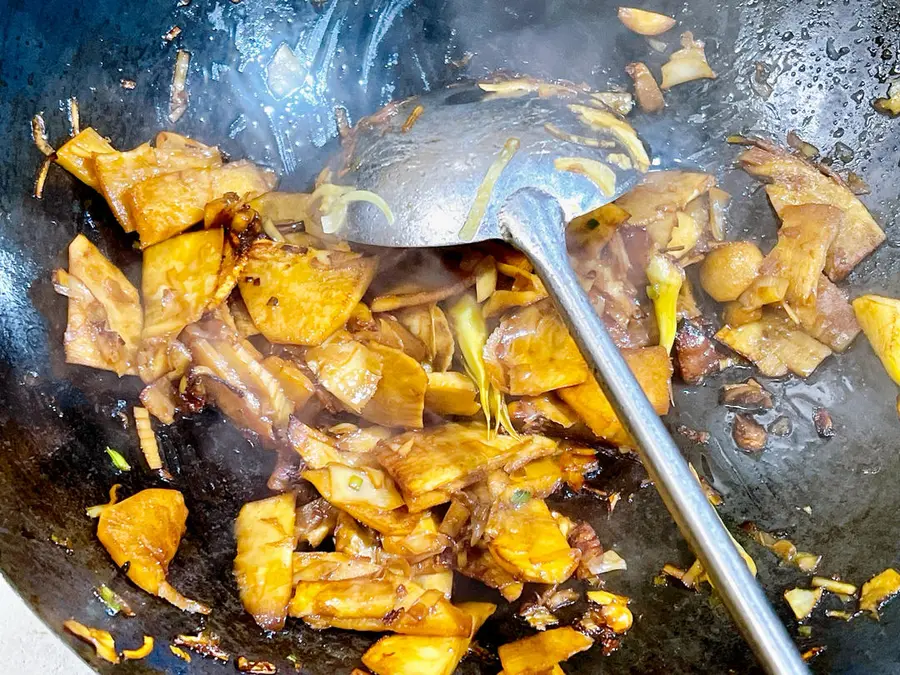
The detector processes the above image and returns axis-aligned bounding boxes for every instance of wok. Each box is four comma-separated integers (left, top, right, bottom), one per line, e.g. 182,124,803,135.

0,0,898,672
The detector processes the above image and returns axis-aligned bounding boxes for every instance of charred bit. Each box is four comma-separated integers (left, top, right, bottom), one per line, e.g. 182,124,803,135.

568,522,604,579
812,407,835,438
575,610,622,655
676,425,710,444
518,601,559,630
173,631,230,662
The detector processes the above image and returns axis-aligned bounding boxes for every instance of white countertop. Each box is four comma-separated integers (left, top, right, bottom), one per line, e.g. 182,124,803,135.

0,575,93,675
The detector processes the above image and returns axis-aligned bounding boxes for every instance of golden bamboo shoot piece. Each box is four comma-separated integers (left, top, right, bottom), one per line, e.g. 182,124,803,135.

141,229,224,339
292,552,382,584
333,511,379,558
361,342,427,428
395,304,455,372
310,464,405,511
129,160,276,246
239,241,377,346
425,371,481,417
307,337,384,414
289,578,473,637
97,489,209,614
303,468,419,535
487,497,580,584
382,512,449,559
740,145,884,281
558,346,672,446
614,170,714,228
261,355,315,411
860,568,900,618
484,302,588,395
55,235,143,376
758,204,840,306
506,456,564,498
377,423,557,503
497,627,593,675
715,310,831,378
784,587,822,621
234,493,296,631
362,602,496,675
55,128,116,189
852,294,900,385
94,141,221,232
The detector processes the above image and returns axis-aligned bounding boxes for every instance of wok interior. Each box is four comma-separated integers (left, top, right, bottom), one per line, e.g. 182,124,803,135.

1,0,899,673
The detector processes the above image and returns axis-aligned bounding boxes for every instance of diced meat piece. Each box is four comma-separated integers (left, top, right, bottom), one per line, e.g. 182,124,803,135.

794,276,860,353
732,414,767,452
626,62,665,113
720,379,773,410
674,319,721,384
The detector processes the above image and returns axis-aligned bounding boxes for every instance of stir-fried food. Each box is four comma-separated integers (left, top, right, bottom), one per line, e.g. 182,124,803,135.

95,488,209,614
54,234,142,376
46,50,889,670
234,493,297,631
738,142,884,280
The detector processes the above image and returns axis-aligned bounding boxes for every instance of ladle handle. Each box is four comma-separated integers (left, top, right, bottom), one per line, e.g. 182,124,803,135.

500,188,808,675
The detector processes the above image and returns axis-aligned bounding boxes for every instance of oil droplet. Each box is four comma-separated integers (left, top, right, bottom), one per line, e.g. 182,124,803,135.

825,38,850,61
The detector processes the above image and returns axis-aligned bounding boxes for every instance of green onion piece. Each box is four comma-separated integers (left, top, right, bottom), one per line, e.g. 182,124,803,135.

825,610,854,621
510,488,532,505
95,584,134,616
105,447,131,472
798,625,812,638
97,584,122,615
348,475,363,491
646,253,684,354
448,294,518,439
50,533,70,548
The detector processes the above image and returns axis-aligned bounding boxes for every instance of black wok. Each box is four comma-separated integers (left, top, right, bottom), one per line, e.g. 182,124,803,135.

0,0,899,672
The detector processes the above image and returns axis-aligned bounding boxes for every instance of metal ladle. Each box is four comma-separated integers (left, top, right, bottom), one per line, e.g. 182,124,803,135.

328,82,808,675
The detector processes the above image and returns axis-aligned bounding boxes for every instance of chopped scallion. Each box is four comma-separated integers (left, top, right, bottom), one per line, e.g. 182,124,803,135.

510,488,532,505
105,447,131,472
